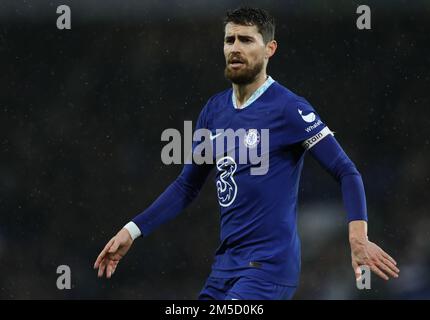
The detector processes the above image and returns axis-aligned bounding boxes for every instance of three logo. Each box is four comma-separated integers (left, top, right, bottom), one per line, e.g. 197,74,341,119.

216,156,238,207
213,129,260,207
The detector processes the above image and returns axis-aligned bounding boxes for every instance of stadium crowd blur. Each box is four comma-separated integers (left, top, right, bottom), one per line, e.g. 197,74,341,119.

1,1,429,299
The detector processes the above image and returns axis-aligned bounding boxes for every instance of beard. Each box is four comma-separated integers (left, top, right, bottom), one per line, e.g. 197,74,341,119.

224,59,264,85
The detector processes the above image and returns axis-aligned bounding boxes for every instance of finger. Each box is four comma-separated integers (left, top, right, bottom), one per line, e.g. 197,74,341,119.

97,260,105,277
98,258,108,278
354,264,371,281
110,265,116,276
376,259,398,279
106,261,111,278
112,260,119,273
94,238,115,269
380,250,397,266
106,260,114,279
112,263,117,275
108,239,120,253
352,262,361,280
382,257,400,274
370,264,389,281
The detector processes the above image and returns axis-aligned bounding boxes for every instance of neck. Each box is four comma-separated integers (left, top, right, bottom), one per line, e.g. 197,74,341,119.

233,71,268,109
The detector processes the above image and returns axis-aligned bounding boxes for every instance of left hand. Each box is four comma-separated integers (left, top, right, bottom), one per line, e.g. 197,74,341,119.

350,238,400,281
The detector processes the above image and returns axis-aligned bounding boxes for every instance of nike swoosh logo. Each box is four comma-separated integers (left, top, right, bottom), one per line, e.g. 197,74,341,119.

210,132,223,140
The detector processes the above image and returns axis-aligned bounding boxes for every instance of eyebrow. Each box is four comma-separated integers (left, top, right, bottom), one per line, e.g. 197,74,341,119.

224,35,255,41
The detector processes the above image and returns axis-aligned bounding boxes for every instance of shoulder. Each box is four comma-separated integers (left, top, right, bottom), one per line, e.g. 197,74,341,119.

271,82,315,116
206,88,232,108
274,82,327,136
200,88,232,118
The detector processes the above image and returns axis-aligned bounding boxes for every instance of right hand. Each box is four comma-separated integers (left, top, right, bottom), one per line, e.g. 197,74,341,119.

94,228,134,278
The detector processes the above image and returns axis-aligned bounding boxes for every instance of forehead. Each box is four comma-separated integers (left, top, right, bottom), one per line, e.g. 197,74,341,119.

224,22,261,38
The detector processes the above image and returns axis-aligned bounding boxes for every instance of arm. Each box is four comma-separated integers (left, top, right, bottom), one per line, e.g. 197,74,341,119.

130,162,213,237
93,162,213,278
94,101,214,278
308,134,399,280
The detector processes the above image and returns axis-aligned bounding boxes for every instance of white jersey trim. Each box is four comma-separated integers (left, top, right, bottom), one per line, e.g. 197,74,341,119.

124,221,142,240
232,76,275,110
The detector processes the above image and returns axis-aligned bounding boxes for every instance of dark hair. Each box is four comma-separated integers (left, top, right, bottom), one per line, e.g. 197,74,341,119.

223,7,275,43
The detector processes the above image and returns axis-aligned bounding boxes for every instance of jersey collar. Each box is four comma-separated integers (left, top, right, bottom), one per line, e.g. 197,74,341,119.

232,76,275,110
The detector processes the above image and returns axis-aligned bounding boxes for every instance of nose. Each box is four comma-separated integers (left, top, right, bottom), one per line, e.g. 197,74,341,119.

230,38,242,53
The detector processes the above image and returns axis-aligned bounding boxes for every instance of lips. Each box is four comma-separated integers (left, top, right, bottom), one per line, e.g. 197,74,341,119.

230,63,244,69
228,58,245,68
230,58,244,63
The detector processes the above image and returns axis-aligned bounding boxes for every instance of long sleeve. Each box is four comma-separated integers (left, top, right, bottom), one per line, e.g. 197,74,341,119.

130,101,214,237
308,134,368,222
132,162,213,236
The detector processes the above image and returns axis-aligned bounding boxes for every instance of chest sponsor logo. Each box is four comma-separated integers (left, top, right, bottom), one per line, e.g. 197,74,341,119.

216,156,238,207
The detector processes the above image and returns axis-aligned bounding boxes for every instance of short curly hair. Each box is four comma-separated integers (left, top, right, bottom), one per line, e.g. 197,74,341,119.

223,7,275,43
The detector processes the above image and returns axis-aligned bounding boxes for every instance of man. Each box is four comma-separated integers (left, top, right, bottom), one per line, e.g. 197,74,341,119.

94,7,399,299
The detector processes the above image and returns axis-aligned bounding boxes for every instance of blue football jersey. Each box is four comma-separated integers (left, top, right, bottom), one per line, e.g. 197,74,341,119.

131,76,369,288
192,77,330,285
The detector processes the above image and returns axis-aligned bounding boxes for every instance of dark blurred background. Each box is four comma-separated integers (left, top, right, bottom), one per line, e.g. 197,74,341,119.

0,0,429,299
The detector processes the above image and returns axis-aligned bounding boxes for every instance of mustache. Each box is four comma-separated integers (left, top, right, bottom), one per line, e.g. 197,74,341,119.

227,54,247,64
